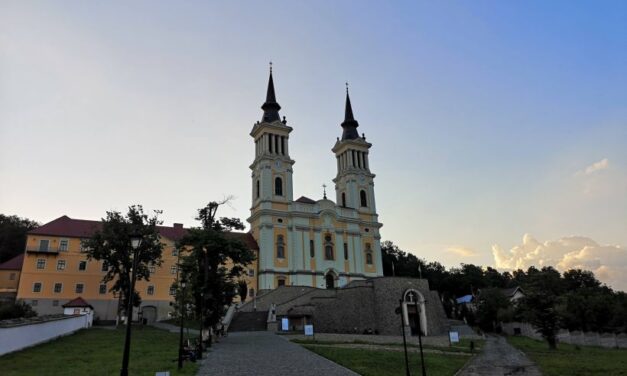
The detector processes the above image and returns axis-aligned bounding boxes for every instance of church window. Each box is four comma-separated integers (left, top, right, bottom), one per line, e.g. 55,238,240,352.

324,234,334,260
275,177,283,196
269,133,273,153
277,277,286,287
341,192,346,207
309,239,315,258
365,243,373,265
276,235,285,259
344,243,348,260
256,180,260,199
281,136,285,155
360,190,368,207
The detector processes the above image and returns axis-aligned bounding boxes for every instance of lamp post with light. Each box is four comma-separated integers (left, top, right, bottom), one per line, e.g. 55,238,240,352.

120,234,143,376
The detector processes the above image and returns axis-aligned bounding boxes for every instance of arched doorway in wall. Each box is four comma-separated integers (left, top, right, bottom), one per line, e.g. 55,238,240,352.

403,289,427,336
142,305,157,324
325,273,335,289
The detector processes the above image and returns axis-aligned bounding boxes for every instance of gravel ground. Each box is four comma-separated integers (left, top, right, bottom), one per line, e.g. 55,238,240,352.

196,331,359,376
457,335,542,376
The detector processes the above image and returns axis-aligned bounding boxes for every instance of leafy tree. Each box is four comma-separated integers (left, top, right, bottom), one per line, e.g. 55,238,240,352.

83,206,164,321
177,202,256,345
0,301,37,320
476,288,510,332
563,269,601,290
0,214,39,263
238,280,248,303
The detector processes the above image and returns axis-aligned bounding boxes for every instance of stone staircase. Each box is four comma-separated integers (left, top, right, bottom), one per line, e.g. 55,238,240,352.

228,311,268,332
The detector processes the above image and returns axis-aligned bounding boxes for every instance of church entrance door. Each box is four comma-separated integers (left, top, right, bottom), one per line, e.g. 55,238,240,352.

325,274,335,289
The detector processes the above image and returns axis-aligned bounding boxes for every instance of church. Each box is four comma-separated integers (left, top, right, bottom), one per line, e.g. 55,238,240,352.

248,69,384,292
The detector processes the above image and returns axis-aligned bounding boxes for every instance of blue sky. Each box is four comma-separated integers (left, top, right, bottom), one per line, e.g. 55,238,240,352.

1,1,626,288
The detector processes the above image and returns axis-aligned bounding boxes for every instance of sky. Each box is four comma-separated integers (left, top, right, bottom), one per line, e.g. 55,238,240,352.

1,1,626,290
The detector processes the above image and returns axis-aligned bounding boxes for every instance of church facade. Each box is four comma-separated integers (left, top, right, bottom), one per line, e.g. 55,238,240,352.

248,71,384,291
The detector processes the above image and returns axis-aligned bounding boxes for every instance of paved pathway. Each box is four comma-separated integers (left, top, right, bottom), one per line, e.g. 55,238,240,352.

152,321,199,335
458,336,541,376
196,332,358,376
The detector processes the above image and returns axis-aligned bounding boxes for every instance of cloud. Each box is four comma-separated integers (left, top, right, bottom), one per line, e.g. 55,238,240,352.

446,246,478,257
492,234,627,292
576,158,609,176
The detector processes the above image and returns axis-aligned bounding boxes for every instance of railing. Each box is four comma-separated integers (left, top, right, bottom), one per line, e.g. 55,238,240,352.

25,248,59,254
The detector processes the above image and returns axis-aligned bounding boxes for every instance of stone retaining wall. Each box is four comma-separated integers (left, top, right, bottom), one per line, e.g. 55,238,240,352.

502,322,627,348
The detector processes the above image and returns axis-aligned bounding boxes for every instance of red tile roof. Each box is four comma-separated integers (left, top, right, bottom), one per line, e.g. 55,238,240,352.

29,216,258,249
0,254,24,270
295,196,317,204
62,297,93,309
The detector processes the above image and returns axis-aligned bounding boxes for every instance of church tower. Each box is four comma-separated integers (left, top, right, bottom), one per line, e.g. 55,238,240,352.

332,89,378,220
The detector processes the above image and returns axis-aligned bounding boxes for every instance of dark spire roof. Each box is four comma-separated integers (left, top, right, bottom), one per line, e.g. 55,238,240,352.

261,66,281,123
341,88,360,140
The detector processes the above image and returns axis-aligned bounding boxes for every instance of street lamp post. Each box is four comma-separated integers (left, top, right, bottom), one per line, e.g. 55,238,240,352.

178,277,187,369
414,300,427,376
120,235,142,376
398,299,411,376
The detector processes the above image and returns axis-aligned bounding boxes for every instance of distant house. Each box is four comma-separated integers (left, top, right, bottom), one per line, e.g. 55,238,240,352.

500,286,525,303
0,254,24,303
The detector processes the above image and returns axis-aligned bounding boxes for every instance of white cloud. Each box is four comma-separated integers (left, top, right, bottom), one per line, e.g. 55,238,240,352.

446,246,478,257
576,158,609,176
492,234,627,292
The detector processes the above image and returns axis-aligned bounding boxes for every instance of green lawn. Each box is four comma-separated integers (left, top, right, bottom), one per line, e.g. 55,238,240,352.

303,346,469,376
508,336,627,376
292,338,484,354
0,326,199,376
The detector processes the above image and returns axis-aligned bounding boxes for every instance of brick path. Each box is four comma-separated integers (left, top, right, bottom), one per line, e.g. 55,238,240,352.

196,331,358,376
457,335,541,376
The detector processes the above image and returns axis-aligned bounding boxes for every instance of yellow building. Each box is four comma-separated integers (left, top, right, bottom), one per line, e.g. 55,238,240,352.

0,254,24,303
15,215,258,321
249,71,383,291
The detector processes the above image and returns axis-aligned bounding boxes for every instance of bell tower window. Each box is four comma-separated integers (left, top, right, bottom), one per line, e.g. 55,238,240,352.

341,192,346,207
276,235,285,259
324,234,334,260
360,190,368,207
256,180,260,199
275,177,283,196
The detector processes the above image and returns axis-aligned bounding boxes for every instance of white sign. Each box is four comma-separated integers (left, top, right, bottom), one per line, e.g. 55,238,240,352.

281,318,289,331
304,324,314,336
449,331,460,343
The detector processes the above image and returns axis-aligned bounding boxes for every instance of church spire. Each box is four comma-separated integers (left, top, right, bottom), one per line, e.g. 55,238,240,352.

341,84,360,140
261,63,281,123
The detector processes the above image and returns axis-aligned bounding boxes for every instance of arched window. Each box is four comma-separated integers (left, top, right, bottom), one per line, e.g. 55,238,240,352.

309,239,315,258
325,273,335,289
341,192,346,207
275,177,283,196
365,243,373,265
360,190,368,207
324,234,334,260
276,235,285,259
256,180,260,199
343,242,349,260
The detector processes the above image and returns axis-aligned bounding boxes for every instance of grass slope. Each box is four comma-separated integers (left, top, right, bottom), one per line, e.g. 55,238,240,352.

303,345,469,376
508,336,627,376
0,326,199,376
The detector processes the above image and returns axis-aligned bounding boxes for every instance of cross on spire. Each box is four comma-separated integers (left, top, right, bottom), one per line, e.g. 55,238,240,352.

322,184,327,199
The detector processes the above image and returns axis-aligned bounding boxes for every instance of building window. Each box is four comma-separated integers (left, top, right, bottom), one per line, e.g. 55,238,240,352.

9,273,16,280
277,278,286,287
36,259,46,269
309,239,315,258
99,284,107,294
170,266,177,275
102,261,109,272
31,300,38,306
33,282,42,293
256,180,260,199
274,177,283,196
276,235,285,259
79,239,89,253
248,269,255,277
365,243,373,265
147,285,155,295
59,239,69,252
344,243,349,260
324,234,334,260
169,286,176,296
39,239,49,252
52,300,59,307
78,261,87,271
172,248,179,257
360,190,368,207
54,283,62,293
341,192,346,207
75,283,84,294
249,288,255,297
57,260,66,271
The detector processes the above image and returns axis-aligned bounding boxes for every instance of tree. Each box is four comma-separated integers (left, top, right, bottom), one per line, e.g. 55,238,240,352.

238,280,248,303
0,214,39,263
177,202,256,345
475,288,510,332
83,206,164,321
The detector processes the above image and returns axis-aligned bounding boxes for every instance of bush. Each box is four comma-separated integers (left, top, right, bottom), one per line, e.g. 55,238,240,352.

0,301,37,321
